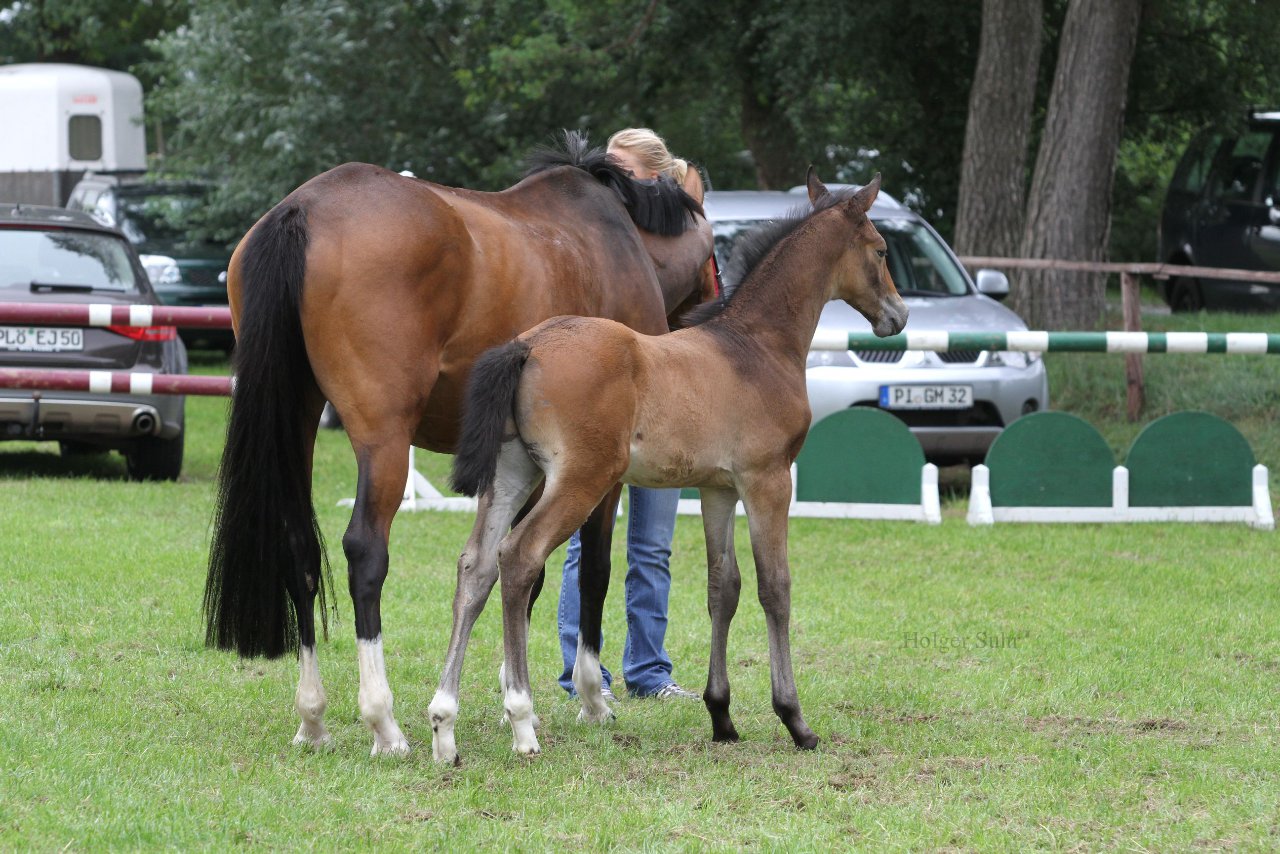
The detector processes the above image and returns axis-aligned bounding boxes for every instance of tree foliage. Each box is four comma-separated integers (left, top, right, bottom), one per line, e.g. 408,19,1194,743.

0,0,186,89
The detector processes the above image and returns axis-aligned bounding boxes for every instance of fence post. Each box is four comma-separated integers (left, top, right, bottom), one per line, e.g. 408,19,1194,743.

1121,271,1145,422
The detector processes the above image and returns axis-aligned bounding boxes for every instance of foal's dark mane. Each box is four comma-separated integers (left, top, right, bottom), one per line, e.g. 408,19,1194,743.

524,129,704,237
681,188,852,327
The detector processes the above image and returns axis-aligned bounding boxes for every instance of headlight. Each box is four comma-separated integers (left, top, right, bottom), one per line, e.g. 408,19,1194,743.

140,254,182,286
990,350,1041,368
806,350,856,369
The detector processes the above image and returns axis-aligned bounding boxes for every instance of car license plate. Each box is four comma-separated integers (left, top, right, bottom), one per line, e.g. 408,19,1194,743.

0,326,84,352
879,384,973,409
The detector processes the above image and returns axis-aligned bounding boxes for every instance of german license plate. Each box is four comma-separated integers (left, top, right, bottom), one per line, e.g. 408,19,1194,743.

880,384,973,409
0,326,84,352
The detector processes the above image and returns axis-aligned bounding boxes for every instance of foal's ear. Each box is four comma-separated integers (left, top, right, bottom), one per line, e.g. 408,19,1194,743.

806,166,829,204
851,173,882,212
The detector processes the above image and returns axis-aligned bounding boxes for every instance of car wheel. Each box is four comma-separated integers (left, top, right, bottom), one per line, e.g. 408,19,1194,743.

126,432,184,481
1169,277,1203,313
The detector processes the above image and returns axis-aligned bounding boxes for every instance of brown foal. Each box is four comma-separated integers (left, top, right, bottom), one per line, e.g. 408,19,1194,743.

445,171,908,759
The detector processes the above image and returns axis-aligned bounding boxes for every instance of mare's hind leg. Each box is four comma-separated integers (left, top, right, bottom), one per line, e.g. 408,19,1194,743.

291,390,332,748
741,468,819,750
344,440,414,756
293,601,331,748
573,483,624,724
430,440,542,765
498,471,623,756
700,487,742,743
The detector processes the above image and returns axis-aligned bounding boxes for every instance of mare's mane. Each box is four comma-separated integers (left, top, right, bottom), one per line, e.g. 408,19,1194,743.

524,130,704,237
681,188,854,327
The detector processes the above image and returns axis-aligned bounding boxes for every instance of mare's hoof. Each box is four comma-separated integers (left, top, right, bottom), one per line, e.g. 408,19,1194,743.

795,732,820,751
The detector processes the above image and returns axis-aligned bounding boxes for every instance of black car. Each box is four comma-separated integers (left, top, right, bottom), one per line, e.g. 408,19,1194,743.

66,173,233,349
1158,110,1280,311
0,204,188,479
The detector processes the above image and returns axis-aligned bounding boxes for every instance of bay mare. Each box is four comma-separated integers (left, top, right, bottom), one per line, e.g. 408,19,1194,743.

202,131,714,756
442,172,908,760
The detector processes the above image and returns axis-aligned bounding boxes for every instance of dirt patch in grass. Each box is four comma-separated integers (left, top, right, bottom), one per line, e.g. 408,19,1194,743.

1026,714,1197,741
1218,651,1280,671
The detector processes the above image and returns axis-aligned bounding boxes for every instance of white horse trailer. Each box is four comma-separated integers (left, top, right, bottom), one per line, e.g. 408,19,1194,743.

0,63,146,206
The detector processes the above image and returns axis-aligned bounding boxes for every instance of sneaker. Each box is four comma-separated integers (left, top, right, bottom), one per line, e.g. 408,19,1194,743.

653,682,700,701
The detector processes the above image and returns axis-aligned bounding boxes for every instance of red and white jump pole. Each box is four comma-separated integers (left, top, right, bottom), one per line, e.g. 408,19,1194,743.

0,302,236,397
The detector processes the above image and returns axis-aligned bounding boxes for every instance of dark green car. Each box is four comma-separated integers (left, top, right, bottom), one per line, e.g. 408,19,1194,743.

67,174,234,350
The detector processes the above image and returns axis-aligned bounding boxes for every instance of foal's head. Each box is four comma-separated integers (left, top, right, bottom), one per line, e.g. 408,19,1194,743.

809,170,908,337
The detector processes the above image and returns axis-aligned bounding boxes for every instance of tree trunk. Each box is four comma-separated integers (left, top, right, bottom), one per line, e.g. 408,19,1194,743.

954,0,1043,258
739,75,806,189
732,3,806,190
1012,0,1142,330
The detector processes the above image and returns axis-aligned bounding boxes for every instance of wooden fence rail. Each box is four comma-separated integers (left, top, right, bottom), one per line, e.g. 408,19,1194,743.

955,258,1280,421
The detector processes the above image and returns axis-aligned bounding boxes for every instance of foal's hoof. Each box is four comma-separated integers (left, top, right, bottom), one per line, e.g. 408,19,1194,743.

501,711,541,731
577,704,615,725
292,722,333,750
371,733,411,757
432,744,462,767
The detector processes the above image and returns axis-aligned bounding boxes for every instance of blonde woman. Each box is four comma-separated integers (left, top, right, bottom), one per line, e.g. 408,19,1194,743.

556,128,706,702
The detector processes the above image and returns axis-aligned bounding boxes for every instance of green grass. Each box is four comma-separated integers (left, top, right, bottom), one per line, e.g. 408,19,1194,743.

1,315,1279,850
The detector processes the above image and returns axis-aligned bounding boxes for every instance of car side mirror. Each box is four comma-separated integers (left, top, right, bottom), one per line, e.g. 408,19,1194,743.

975,269,1010,301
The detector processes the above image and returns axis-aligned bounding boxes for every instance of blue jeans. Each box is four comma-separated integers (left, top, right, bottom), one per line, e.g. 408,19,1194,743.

557,485,681,697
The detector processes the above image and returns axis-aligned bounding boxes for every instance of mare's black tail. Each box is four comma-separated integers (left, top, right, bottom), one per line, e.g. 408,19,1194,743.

203,201,330,659
450,340,532,497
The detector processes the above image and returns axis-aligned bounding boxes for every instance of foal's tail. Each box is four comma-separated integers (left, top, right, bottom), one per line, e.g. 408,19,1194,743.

204,201,330,659
450,340,532,497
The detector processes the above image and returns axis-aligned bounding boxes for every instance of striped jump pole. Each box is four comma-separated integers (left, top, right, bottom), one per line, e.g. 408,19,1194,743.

813,330,1280,354
0,368,232,396
0,301,235,397
0,302,233,329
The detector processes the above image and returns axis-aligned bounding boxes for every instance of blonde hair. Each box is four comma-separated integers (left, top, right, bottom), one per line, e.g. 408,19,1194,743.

607,127,689,184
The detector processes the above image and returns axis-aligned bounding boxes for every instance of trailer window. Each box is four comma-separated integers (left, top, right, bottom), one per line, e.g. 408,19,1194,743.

68,115,103,161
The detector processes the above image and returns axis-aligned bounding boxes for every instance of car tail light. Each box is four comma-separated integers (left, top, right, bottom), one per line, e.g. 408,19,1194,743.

107,324,178,342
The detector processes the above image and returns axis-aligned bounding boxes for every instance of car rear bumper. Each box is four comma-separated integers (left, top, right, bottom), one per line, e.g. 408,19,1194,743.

806,362,1050,459
0,392,183,442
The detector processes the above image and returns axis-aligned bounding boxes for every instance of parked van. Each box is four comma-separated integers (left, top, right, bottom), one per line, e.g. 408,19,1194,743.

1158,110,1280,311
0,63,146,206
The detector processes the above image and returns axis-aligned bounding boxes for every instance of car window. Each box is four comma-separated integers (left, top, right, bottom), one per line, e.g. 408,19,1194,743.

116,189,211,250
92,194,115,223
1170,132,1221,196
711,215,969,296
874,219,969,295
1208,131,1272,203
1262,130,1280,202
0,229,144,294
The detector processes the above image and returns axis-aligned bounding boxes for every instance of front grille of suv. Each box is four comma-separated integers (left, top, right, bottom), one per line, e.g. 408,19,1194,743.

854,400,1005,428
855,350,903,364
